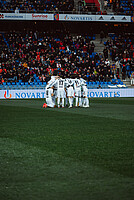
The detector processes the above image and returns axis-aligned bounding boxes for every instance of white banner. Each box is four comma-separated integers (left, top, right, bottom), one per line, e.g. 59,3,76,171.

59,14,96,21
0,88,134,99
0,13,132,22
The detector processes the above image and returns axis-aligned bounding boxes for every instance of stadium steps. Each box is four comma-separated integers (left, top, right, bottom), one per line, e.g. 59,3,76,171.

91,34,110,54
74,0,79,11
91,34,112,61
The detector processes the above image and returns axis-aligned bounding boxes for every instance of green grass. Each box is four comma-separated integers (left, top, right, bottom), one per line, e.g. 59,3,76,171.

0,98,134,200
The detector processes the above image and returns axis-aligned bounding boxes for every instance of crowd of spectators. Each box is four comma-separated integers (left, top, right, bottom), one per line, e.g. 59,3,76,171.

0,0,74,13
0,30,116,85
105,0,134,16
104,33,134,80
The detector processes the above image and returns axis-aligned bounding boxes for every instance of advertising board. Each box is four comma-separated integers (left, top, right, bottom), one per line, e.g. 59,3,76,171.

0,89,134,99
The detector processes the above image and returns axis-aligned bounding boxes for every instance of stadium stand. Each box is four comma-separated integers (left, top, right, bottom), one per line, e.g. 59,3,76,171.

105,0,134,15
0,0,74,13
104,33,134,80
0,29,130,90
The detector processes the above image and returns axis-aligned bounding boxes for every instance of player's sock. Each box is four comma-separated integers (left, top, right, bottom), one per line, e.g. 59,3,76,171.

69,98,71,107
57,98,60,108
75,97,78,107
86,98,89,107
71,98,73,107
79,97,82,106
62,98,64,107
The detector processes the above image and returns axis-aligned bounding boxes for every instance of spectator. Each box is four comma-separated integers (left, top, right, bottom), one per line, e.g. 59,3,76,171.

130,72,134,86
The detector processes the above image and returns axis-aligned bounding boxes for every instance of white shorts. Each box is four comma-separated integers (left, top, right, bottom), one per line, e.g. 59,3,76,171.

46,98,55,107
75,89,81,97
57,89,64,98
67,87,74,97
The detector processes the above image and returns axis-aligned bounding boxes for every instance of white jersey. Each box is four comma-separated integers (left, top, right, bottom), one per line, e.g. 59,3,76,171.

66,79,74,88
58,78,65,90
74,79,81,91
46,87,53,98
53,78,65,90
65,79,74,97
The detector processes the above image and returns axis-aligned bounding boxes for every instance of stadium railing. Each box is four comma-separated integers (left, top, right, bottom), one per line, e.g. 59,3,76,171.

0,9,132,15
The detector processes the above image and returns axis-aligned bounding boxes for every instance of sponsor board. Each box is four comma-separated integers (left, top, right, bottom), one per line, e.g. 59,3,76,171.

31,13,53,20
59,14,96,21
0,13,132,22
0,89,134,99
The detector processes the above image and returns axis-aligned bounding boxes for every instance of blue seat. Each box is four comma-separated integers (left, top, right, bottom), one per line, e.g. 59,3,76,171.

108,82,112,85
16,82,20,86
43,82,46,86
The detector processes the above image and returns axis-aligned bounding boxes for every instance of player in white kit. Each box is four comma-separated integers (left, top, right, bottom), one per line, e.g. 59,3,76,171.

82,83,89,107
43,83,55,108
64,78,69,106
47,76,59,105
74,78,82,107
54,77,65,108
66,78,74,108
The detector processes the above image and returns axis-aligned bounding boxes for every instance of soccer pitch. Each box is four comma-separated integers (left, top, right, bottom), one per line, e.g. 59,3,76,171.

0,98,134,200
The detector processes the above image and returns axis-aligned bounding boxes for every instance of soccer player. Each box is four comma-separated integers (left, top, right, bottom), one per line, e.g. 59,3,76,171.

66,78,74,108
74,78,82,107
82,83,89,107
64,78,69,107
53,77,65,108
57,77,65,108
43,83,55,108
47,76,59,105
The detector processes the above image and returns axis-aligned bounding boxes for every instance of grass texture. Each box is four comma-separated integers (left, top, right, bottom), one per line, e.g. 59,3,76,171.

0,98,134,200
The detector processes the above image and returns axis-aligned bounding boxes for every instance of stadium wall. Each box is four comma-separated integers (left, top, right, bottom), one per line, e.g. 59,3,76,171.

0,89,134,99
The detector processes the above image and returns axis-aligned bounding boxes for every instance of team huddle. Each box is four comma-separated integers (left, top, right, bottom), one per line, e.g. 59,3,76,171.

43,76,89,108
